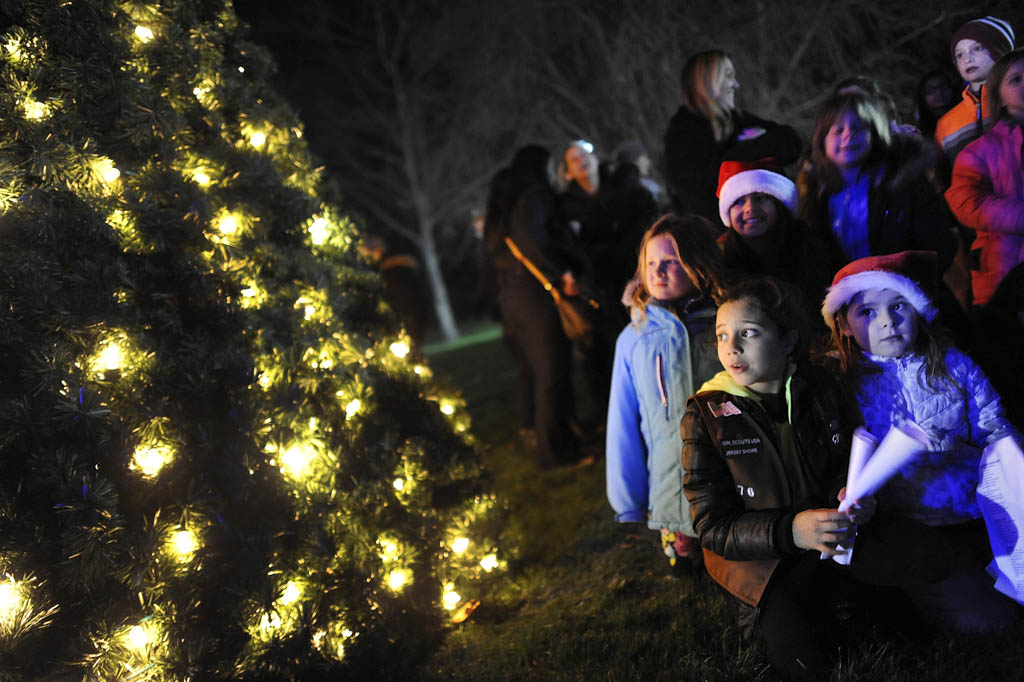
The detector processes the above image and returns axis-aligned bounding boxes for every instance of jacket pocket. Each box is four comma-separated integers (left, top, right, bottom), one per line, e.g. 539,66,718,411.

656,353,669,419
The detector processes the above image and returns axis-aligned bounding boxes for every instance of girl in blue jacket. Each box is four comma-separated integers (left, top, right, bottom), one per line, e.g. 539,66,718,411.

822,250,1017,633
605,214,725,572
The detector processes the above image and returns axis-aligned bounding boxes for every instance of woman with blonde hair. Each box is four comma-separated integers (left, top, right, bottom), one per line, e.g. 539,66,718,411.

663,49,801,227
606,214,724,574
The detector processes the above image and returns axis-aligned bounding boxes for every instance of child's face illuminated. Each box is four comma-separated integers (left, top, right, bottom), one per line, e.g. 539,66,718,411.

716,297,795,394
644,234,696,302
842,288,919,358
954,39,995,86
999,59,1024,120
728,192,778,238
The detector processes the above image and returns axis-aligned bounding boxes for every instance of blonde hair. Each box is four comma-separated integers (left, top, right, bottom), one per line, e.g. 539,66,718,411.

628,214,724,323
681,50,735,142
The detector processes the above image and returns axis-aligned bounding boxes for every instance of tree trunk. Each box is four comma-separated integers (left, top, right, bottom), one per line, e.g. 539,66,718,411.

418,223,459,341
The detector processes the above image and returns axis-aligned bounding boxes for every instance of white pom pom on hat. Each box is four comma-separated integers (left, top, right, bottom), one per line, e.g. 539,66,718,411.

821,250,939,332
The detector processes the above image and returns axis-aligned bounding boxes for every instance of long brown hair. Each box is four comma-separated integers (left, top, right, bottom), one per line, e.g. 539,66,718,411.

681,50,735,142
628,214,724,323
807,92,893,195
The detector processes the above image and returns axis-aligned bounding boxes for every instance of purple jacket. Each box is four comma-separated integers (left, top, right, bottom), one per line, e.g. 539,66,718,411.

946,119,1024,305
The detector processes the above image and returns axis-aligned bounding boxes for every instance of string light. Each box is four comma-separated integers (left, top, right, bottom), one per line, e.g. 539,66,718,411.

441,585,461,610
134,26,154,43
125,623,151,650
308,217,329,245
280,443,315,479
451,537,470,554
439,401,455,416
345,399,361,418
279,581,301,606
217,214,238,235
0,578,23,624
193,170,211,185
92,157,120,184
386,569,408,592
393,478,404,491
170,529,197,561
22,99,47,120
132,443,172,477
98,340,123,371
249,131,266,148
480,554,499,572
389,341,409,359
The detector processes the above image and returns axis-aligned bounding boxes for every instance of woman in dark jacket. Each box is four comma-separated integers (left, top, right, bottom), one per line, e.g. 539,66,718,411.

485,145,590,469
663,50,802,226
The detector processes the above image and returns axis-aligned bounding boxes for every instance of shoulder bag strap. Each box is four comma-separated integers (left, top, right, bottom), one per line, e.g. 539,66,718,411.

504,237,562,304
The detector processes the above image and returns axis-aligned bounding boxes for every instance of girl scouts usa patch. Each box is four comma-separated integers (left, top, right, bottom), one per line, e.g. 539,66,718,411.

710,401,742,417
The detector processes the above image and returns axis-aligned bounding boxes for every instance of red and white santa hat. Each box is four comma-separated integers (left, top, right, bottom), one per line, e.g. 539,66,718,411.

716,158,797,227
821,250,939,331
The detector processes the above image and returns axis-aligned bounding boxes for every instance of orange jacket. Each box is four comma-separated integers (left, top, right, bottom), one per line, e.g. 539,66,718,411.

934,84,992,163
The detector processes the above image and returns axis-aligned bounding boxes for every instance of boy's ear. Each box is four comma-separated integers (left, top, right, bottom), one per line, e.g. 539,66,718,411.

784,330,798,355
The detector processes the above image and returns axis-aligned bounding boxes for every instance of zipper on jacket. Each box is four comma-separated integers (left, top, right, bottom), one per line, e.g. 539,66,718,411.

656,353,668,418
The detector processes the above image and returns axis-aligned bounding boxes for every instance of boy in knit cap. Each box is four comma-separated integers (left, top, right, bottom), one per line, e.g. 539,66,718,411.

935,15,1015,162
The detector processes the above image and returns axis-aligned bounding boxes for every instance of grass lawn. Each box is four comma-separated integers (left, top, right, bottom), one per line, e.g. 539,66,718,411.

420,327,1024,682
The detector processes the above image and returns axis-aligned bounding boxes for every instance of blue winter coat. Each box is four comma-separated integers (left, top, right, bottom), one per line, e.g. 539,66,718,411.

856,347,1016,526
605,300,718,533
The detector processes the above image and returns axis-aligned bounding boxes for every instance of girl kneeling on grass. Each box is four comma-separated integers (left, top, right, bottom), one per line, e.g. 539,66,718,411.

682,277,869,680
606,214,725,575
822,250,1018,633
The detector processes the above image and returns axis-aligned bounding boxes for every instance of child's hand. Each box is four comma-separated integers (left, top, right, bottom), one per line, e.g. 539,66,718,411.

792,509,853,556
838,487,876,525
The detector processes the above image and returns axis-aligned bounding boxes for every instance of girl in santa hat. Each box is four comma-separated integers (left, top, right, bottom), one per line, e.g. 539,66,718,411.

822,250,1018,633
716,158,843,329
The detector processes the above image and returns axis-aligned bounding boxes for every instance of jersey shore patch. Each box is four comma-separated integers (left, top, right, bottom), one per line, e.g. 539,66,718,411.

709,400,742,417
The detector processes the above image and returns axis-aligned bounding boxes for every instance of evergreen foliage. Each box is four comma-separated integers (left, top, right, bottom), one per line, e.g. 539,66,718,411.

0,1,503,679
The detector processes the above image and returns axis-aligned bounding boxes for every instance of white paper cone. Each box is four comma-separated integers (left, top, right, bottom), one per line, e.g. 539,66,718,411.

838,421,929,512
826,428,881,563
846,427,878,492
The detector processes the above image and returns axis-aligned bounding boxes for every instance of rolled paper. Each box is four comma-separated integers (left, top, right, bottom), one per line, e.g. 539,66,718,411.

846,427,878,493
826,427,881,564
838,421,930,512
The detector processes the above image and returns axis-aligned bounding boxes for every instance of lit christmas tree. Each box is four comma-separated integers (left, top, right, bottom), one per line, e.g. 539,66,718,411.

0,1,504,679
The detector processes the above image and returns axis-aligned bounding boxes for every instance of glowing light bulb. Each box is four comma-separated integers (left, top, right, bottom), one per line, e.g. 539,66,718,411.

389,341,409,359
345,399,361,418
171,529,197,560
126,624,150,650
387,569,408,591
133,444,172,477
218,214,238,234
480,554,499,572
249,131,266,148
452,537,470,554
257,374,271,389
193,85,208,98
134,26,154,42
309,217,329,245
23,99,47,120
259,612,282,631
393,478,405,491
98,341,123,371
304,305,316,320
442,587,461,610
379,538,399,560
414,365,424,375
193,170,211,185
0,579,23,623
280,581,301,605
281,444,314,478
440,401,455,416
100,164,120,184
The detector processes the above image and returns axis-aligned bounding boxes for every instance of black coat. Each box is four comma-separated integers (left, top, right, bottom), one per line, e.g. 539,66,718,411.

681,364,854,605
663,107,802,224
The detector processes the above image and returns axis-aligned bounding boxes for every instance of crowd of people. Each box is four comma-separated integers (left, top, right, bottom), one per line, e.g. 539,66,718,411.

481,15,1024,680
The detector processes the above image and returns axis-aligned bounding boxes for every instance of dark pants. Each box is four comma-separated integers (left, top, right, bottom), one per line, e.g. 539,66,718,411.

852,514,1016,634
499,284,578,467
756,553,845,681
